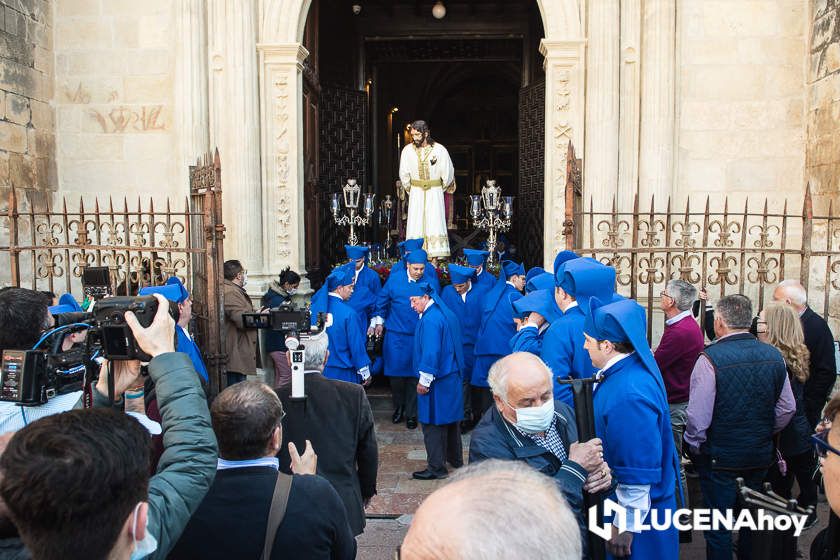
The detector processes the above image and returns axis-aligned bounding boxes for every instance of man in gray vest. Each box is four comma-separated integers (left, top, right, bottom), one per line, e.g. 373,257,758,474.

684,294,795,559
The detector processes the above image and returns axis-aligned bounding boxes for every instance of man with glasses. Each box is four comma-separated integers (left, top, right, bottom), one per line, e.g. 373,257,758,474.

654,279,705,502
170,381,356,560
223,259,258,386
684,294,795,559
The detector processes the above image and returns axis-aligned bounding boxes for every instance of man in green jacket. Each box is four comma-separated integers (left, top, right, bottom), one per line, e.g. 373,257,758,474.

0,293,218,560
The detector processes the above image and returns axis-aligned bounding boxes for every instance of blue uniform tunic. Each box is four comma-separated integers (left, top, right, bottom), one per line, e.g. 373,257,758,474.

473,269,496,291
374,271,431,378
594,353,679,560
176,325,208,383
413,303,463,425
532,305,596,406
348,265,381,323
440,282,487,383
389,260,441,292
472,283,522,387
322,295,371,384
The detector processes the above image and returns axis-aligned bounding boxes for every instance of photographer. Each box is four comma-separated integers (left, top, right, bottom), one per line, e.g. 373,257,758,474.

0,293,218,560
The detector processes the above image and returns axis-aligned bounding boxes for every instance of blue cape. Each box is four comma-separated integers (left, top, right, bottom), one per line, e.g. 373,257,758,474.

525,267,546,284
448,264,476,285
526,272,555,294
345,244,370,263
553,250,579,275
584,297,664,393
310,265,355,326
463,248,489,267
483,259,525,315
139,284,184,303
416,281,465,375
512,289,561,324
555,257,617,314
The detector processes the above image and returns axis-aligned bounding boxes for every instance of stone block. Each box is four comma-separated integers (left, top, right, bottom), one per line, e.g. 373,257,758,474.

32,128,53,157
56,0,100,17
0,28,33,65
701,1,780,38
123,75,172,104
137,15,171,49
0,152,9,186
9,153,35,189
30,99,53,129
55,18,111,49
111,17,140,49
121,50,171,75
684,39,738,65
122,133,174,160
677,157,726,192
680,100,732,130
0,120,27,153
5,92,30,125
4,6,21,36
59,133,123,160
764,66,806,97
729,100,786,130
65,51,123,75
727,158,782,190
101,0,168,17
812,10,836,52
33,45,52,74
826,44,840,76
685,66,765,100
56,105,81,132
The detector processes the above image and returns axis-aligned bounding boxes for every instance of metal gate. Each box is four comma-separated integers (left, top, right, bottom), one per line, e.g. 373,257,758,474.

0,149,227,394
517,80,545,268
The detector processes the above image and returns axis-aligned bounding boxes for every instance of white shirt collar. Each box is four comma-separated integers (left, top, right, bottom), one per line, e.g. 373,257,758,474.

328,291,342,299
563,301,579,312
217,457,279,471
407,269,418,283
506,281,517,289
460,282,472,302
665,309,693,326
596,352,633,380
354,266,362,282
420,298,435,318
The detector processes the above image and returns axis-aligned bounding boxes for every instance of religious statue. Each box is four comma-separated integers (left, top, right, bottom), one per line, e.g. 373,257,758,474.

398,120,455,258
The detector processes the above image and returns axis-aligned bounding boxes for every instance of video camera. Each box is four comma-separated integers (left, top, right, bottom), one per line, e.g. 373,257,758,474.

242,304,326,349
0,295,178,406
82,266,113,301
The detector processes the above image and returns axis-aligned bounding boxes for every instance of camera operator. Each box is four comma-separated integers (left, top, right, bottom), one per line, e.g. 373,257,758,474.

0,292,218,560
48,294,88,352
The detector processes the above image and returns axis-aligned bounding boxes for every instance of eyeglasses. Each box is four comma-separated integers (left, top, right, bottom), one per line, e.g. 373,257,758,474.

812,429,840,459
660,291,673,300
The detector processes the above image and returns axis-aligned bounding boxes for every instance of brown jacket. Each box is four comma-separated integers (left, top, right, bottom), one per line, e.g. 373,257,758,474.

223,279,257,374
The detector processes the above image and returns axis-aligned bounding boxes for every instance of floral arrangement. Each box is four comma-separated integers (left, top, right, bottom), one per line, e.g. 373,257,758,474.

340,256,503,288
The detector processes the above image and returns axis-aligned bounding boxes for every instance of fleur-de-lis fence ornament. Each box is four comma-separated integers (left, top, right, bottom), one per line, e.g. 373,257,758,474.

101,222,124,246
102,254,127,285
71,251,96,278
128,254,151,285
129,222,150,247
36,253,64,279
670,254,701,284
747,255,779,284
672,220,700,248
709,255,739,286
154,255,188,279
596,219,631,250
638,256,666,285
35,222,63,246
153,220,185,249
709,219,741,248
749,224,780,249
638,219,665,248
69,218,97,246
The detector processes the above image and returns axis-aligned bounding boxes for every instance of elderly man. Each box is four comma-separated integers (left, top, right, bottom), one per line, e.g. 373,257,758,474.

773,279,837,428
654,279,704,500
463,248,495,291
685,294,795,559
276,330,378,536
584,297,681,559
469,353,611,525
400,460,582,560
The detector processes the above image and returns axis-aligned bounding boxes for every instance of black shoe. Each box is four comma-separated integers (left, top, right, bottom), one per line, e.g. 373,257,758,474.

412,469,448,480
449,461,464,469
802,511,819,531
406,417,418,430
392,408,405,424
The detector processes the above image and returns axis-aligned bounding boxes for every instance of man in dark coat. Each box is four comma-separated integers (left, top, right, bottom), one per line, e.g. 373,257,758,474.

276,330,378,535
774,280,837,428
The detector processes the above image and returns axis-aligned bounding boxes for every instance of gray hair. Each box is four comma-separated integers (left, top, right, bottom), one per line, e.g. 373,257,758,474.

666,279,697,311
715,294,753,330
411,460,581,559
487,352,553,402
776,279,808,307
303,330,329,370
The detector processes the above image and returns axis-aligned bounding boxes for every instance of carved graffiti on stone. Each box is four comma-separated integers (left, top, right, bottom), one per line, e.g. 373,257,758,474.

64,83,91,104
89,105,168,133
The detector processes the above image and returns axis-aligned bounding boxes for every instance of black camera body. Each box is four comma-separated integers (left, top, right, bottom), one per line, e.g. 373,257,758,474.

91,296,179,362
0,348,87,406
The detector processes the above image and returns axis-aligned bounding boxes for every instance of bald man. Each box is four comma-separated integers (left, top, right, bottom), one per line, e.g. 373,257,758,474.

468,352,610,526
400,460,581,560
773,280,837,428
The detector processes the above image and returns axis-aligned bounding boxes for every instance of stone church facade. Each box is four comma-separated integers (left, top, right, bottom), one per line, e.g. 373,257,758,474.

0,0,838,292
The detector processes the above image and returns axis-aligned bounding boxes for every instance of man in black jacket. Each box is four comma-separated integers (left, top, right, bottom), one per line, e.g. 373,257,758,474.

276,330,378,536
774,280,837,428
170,381,355,560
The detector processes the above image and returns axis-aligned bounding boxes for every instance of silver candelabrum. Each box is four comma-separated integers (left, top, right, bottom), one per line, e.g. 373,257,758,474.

470,180,514,266
331,179,375,247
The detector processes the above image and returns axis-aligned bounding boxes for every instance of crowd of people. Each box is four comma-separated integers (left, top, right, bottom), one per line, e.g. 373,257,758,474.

0,238,838,559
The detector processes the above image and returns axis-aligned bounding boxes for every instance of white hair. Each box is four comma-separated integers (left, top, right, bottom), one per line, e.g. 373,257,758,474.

303,330,329,370
432,460,581,559
776,279,808,307
665,279,697,312
487,353,553,402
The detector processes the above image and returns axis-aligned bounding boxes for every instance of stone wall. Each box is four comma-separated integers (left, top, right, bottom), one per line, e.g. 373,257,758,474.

676,0,807,210
53,0,180,202
0,0,55,198
808,0,840,211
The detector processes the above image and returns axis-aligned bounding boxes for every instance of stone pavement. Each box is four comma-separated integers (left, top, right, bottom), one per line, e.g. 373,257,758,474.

358,382,830,559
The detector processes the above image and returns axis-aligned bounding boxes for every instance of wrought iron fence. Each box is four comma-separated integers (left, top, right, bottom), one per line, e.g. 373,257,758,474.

566,187,840,340
0,150,227,395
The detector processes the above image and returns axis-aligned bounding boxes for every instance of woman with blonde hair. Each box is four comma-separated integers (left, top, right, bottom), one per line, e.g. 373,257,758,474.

758,301,818,528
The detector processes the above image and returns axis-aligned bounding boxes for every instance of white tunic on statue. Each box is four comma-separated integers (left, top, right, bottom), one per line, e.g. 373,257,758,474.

399,142,455,258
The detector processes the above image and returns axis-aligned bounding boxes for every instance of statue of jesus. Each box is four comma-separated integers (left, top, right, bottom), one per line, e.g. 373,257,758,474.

398,120,455,258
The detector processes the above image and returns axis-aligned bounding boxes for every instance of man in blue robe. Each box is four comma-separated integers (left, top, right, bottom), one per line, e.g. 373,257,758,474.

583,297,680,560
471,260,525,419
310,266,371,385
139,279,209,384
344,245,381,324
524,267,546,293
369,249,432,429
520,257,616,406
389,238,441,291
509,288,562,355
410,281,465,480
440,264,489,430
463,248,495,291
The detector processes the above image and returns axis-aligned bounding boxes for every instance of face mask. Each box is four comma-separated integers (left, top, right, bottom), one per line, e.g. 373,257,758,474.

510,399,555,434
130,503,158,560
287,288,297,296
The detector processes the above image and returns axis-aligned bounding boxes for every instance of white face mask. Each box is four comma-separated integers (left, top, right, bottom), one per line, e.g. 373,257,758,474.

286,288,297,296
130,503,158,560
509,399,555,434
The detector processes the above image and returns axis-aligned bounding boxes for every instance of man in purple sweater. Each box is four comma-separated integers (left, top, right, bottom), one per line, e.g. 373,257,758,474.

654,279,705,497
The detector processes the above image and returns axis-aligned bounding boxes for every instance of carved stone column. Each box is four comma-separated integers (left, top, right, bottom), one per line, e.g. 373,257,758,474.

175,0,210,179
617,0,641,212
584,1,619,214
540,39,586,267
207,0,263,276
638,0,676,208
255,43,309,289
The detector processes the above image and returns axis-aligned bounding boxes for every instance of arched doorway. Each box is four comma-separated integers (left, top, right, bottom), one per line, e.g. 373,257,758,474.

254,0,585,282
